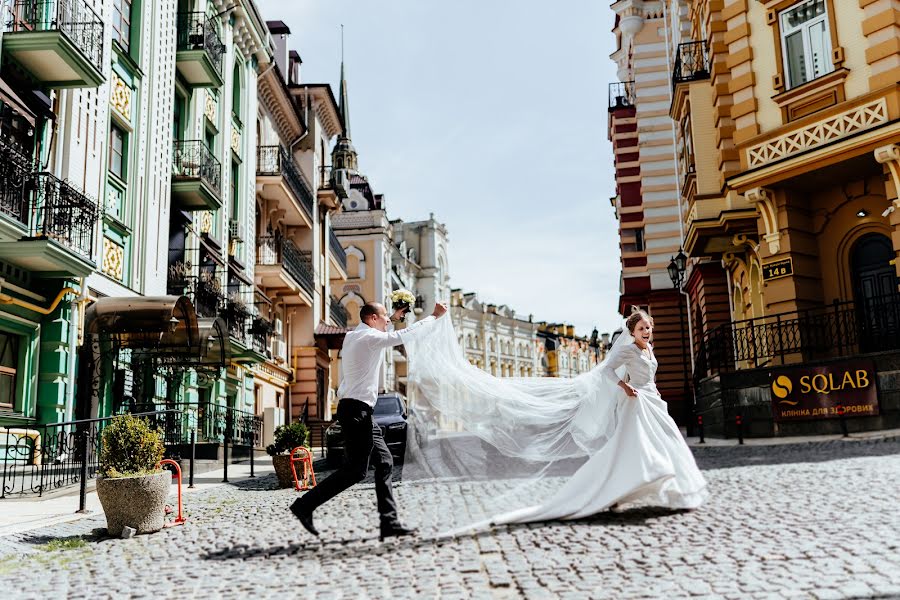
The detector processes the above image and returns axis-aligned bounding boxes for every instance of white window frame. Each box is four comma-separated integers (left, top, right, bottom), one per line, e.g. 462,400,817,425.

779,0,833,90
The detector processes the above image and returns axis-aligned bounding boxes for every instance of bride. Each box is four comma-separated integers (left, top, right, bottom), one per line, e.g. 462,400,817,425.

398,306,708,532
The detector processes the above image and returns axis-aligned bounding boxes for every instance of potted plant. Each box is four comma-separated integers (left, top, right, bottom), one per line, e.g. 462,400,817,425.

95,414,170,536
266,421,309,488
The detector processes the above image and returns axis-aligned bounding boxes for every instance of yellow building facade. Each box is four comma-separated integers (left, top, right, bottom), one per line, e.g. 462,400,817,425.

616,0,900,436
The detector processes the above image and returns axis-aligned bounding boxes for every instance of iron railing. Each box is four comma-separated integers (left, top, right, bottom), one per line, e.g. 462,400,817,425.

608,81,635,110
673,41,710,87
29,172,99,259
0,410,176,499
256,146,314,218
0,138,34,225
329,228,347,271
175,11,224,77
696,295,900,379
249,315,273,356
224,298,251,344
1,406,262,499
167,274,224,318
6,0,105,76
330,295,348,328
256,234,315,295
172,140,222,198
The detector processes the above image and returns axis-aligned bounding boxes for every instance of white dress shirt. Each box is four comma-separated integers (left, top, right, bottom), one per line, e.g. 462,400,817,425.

337,316,435,408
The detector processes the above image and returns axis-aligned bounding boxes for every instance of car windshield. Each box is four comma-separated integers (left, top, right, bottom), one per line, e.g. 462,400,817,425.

374,396,402,417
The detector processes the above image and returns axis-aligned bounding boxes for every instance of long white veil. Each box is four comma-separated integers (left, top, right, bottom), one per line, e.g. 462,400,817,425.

399,315,635,533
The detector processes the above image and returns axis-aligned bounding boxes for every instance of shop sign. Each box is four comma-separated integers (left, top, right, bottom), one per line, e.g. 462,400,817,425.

769,360,879,421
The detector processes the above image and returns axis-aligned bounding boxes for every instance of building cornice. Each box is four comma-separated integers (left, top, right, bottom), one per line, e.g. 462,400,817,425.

258,65,305,143
290,84,344,139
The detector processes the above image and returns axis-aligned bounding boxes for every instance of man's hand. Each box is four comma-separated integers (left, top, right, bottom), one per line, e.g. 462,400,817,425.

432,302,448,318
390,307,409,322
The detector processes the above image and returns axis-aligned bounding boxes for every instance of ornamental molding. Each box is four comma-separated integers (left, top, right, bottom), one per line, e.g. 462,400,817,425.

744,187,780,254
205,91,218,123
102,237,124,281
231,128,241,155
875,144,900,208
109,72,132,121
746,98,889,168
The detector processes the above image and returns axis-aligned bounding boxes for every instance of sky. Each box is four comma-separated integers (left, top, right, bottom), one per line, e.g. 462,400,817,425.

255,0,624,337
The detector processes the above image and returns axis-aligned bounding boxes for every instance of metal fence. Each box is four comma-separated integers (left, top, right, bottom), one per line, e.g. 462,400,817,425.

172,140,222,198
30,172,99,259
673,41,710,87
1,405,262,501
608,81,635,110
175,11,224,76
696,295,900,380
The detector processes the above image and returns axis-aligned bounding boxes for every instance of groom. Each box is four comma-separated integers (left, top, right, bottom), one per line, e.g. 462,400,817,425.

290,300,447,540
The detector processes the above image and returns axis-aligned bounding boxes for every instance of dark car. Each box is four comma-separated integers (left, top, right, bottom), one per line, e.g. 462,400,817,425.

326,393,408,466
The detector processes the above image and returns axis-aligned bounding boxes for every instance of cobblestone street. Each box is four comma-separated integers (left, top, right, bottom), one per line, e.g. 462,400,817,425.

2,437,900,599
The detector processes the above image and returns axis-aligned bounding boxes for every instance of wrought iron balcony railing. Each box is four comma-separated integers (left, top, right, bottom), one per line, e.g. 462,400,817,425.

167,274,224,319
175,11,224,77
0,138,35,225
173,140,222,197
608,81,635,110
224,298,252,344
256,234,315,295
329,229,347,271
6,0,105,75
330,295,349,328
30,172,98,258
256,146,314,218
695,294,900,380
673,41,710,87
249,315,273,356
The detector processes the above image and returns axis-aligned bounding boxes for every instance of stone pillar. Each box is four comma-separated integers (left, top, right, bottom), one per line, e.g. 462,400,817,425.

875,144,900,287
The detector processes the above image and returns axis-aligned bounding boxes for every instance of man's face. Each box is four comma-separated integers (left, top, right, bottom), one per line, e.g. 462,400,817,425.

365,303,391,332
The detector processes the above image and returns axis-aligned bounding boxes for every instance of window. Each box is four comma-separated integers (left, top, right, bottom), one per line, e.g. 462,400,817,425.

634,228,645,252
112,0,133,53
780,0,832,89
109,124,126,180
232,63,242,122
231,160,239,220
0,331,19,409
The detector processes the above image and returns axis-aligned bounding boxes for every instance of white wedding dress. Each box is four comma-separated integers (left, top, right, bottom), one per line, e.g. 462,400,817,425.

484,342,708,526
398,316,708,532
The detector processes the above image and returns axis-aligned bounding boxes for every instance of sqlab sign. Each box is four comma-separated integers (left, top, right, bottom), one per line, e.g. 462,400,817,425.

769,359,879,421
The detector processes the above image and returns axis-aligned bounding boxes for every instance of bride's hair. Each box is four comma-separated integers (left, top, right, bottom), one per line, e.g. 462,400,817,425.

626,306,653,333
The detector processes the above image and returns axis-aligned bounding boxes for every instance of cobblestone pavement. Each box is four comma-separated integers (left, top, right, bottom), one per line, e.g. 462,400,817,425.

2,437,900,599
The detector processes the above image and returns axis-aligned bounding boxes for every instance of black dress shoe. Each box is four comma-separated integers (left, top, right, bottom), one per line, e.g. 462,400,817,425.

379,523,417,541
289,500,319,537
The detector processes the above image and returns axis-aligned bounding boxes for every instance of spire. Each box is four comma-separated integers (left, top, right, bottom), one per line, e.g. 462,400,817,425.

332,24,359,173
339,25,350,139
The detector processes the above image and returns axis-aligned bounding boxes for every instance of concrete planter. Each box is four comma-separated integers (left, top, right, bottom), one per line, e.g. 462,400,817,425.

272,455,295,489
96,471,172,536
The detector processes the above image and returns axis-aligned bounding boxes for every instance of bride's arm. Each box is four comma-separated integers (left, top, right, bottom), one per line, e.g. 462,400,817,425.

600,345,638,397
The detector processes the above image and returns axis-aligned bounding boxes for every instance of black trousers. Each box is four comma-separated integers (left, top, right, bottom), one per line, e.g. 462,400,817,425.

295,398,398,525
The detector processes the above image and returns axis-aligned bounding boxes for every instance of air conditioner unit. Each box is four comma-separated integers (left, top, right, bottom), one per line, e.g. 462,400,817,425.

332,168,350,199
228,219,242,242
273,338,286,362
274,318,283,335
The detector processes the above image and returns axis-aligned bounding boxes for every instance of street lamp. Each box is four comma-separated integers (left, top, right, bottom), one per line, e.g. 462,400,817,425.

668,249,694,435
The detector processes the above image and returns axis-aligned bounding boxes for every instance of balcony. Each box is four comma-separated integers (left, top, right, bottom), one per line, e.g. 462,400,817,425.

0,138,34,234
608,81,635,111
249,315,273,358
175,12,224,88
172,140,222,211
2,0,105,88
255,235,314,305
0,171,98,276
330,295,348,328
672,42,709,88
328,228,347,280
256,146,313,228
167,274,223,319
317,165,341,209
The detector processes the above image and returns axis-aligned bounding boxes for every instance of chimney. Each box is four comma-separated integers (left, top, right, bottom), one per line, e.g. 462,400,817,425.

289,51,302,85
266,21,291,83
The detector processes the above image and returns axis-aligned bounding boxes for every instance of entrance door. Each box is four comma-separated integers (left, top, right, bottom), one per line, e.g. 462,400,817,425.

851,233,900,352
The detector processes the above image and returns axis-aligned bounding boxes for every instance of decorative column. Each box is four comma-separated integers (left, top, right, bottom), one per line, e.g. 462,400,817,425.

875,144,900,286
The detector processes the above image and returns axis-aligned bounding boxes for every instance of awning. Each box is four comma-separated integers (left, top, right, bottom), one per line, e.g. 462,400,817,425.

314,322,349,350
85,296,199,351
0,77,36,127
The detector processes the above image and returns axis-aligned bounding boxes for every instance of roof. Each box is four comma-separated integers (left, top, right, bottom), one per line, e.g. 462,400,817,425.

266,20,290,34
315,323,350,336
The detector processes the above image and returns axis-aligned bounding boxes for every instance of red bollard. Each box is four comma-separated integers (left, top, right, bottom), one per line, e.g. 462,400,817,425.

837,404,849,437
735,414,744,445
157,459,186,526
290,446,317,492
697,414,705,444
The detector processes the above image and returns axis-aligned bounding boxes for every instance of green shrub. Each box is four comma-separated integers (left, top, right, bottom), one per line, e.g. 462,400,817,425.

99,414,165,478
265,421,309,456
